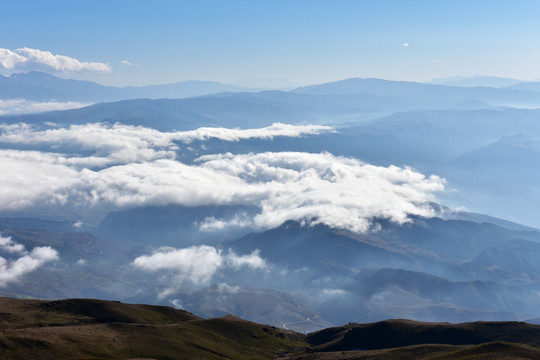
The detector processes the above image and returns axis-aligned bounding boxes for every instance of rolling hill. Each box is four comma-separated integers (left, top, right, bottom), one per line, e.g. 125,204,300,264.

3,297,540,360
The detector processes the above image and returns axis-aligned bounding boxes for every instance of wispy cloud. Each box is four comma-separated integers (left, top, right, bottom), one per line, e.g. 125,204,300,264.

0,236,26,254
0,235,59,287
171,123,335,143
0,122,333,166
0,47,111,73
402,43,409,47
121,60,134,66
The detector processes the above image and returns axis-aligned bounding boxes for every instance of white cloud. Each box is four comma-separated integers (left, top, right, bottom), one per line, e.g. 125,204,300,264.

226,249,266,269
170,299,184,309
132,245,267,294
403,43,409,47
0,235,26,254
0,49,27,69
0,235,59,287
0,47,111,73
321,288,347,297
191,152,444,232
50,151,442,234
198,213,252,231
0,122,332,166
0,123,177,167
170,123,334,143
133,245,224,285
121,60,134,66
0,99,89,116
215,283,241,294
0,149,79,209
0,123,444,232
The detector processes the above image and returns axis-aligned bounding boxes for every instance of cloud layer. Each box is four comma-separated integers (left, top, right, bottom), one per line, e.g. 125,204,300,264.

0,235,59,287
0,122,445,232
0,47,111,73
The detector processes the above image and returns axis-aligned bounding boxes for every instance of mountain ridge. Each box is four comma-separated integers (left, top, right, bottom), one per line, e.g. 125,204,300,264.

0,71,259,102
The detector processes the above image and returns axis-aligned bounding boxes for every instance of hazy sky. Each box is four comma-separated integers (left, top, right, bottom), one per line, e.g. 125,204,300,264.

2,0,540,86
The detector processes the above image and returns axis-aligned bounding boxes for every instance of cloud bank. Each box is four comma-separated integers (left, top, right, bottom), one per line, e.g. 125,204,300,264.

0,235,59,287
132,245,266,294
0,122,445,233
0,47,111,73
0,122,333,161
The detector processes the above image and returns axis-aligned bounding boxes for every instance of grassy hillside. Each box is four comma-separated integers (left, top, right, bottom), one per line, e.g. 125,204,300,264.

2,297,540,359
307,319,540,352
0,297,305,360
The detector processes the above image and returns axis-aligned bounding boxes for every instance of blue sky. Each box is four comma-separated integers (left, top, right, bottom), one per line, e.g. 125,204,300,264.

2,0,540,86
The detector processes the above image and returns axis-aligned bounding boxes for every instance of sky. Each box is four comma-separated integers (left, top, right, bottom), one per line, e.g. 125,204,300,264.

2,0,540,87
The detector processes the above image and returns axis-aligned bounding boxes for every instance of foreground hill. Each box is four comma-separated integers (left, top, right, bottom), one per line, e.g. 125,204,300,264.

307,319,540,351
3,298,540,359
0,297,305,360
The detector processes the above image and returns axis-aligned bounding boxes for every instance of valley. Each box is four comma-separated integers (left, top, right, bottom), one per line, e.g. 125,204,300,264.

3,73,540,334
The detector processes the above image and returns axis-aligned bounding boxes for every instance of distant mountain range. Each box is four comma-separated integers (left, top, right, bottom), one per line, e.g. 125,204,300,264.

3,71,540,335
0,71,258,102
428,74,523,88
2,71,540,112
3,78,540,132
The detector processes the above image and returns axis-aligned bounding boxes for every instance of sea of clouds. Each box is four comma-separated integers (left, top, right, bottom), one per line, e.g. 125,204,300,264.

0,122,444,233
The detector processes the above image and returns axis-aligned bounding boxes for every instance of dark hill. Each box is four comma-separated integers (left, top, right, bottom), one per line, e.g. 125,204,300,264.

307,319,540,352
0,297,305,360
3,298,540,359
281,342,540,360
39,298,200,324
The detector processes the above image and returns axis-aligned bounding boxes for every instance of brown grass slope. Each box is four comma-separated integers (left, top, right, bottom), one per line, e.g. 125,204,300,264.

3,298,540,360
0,297,306,360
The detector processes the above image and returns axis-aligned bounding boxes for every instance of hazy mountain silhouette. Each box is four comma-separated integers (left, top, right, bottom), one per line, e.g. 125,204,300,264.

292,77,540,109
0,71,256,102
3,73,540,121
505,81,540,92
429,75,522,88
